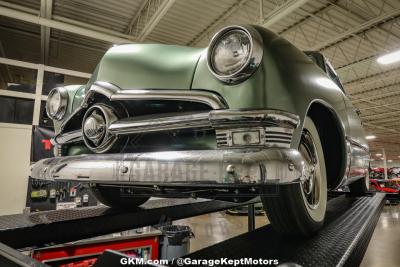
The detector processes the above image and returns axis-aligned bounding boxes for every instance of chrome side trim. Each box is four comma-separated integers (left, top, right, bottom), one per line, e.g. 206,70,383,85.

109,111,211,135
344,136,369,184
31,148,309,185
108,109,298,138
346,136,369,153
209,109,299,128
111,89,228,110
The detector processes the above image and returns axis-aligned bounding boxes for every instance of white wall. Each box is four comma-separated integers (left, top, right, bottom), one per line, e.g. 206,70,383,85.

0,123,32,215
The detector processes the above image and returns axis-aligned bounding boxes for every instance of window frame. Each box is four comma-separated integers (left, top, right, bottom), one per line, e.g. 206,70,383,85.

0,57,90,126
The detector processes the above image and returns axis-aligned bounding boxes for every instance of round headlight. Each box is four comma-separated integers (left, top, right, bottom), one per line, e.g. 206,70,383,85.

207,25,263,84
46,87,68,121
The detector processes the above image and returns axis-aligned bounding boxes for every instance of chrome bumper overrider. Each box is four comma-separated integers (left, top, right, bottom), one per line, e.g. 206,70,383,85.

31,148,309,186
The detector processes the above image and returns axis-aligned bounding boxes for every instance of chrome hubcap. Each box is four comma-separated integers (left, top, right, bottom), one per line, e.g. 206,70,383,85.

299,130,320,210
82,104,118,153
83,110,106,145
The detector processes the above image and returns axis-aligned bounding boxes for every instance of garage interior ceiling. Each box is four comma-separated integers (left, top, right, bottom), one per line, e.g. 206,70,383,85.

0,0,400,161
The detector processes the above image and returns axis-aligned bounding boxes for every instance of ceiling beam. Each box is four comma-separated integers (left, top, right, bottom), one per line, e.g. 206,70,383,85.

262,0,311,27
0,5,135,44
310,7,400,51
0,24,106,54
40,0,52,64
351,89,400,104
125,0,150,34
277,2,334,35
363,122,398,134
336,54,377,72
344,68,400,89
136,0,176,42
0,0,137,40
187,0,250,46
359,101,400,111
328,0,400,41
189,0,311,46
362,109,400,120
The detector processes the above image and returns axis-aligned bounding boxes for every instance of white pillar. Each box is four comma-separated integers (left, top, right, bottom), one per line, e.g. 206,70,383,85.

383,148,388,180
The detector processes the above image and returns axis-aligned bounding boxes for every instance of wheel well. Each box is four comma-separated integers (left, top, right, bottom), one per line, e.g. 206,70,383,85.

307,103,346,189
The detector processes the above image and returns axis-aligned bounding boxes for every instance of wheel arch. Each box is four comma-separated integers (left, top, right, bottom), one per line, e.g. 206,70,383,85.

306,100,347,189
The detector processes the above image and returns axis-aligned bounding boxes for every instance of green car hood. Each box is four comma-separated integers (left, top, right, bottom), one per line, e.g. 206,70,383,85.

86,44,204,90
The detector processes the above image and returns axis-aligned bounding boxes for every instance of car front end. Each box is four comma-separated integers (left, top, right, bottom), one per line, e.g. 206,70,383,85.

31,24,324,203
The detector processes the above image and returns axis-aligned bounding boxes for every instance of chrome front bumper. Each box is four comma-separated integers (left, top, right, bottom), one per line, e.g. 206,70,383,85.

31,148,309,186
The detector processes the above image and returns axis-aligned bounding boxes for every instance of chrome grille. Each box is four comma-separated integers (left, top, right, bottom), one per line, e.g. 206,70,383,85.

216,131,229,146
265,127,293,148
216,126,294,149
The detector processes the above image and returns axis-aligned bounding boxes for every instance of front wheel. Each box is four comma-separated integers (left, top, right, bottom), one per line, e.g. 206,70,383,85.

90,184,150,208
261,117,327,236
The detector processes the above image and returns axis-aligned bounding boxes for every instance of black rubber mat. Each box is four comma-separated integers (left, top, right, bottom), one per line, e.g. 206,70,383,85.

185,193,385,267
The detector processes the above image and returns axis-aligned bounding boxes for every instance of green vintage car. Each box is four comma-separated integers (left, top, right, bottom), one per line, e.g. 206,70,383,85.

31,25,370,236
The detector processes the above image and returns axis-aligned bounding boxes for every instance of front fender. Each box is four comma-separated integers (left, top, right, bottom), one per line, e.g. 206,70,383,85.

191,26,349,150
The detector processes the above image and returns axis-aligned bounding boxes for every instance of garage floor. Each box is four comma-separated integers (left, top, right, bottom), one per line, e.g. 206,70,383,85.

175,203,400,266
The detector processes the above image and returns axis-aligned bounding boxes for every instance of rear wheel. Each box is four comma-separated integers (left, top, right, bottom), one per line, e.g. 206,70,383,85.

261,117,327,236
90,184,150,208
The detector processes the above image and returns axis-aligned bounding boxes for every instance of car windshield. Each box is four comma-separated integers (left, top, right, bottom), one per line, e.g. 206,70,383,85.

325,60,345,92
304,51,345,93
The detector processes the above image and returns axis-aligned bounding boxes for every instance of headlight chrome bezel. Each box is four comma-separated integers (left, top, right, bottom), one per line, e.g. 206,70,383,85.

46,87,69,121
207,25,263,84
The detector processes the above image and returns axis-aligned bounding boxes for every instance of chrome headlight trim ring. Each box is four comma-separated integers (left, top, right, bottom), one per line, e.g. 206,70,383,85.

207,25,263,84
46,87,69,121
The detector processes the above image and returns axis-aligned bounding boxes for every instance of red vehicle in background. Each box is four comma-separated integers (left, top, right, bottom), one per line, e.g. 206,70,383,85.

369,179,399,193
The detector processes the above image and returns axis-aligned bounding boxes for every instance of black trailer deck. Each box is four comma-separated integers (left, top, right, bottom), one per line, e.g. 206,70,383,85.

0,193,386,267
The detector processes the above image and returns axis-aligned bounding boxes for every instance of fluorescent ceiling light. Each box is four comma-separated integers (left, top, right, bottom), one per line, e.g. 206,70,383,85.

377,49,400,65
381,157,385,160
388,160,393,162
376,153,382,157
365,135,376,140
